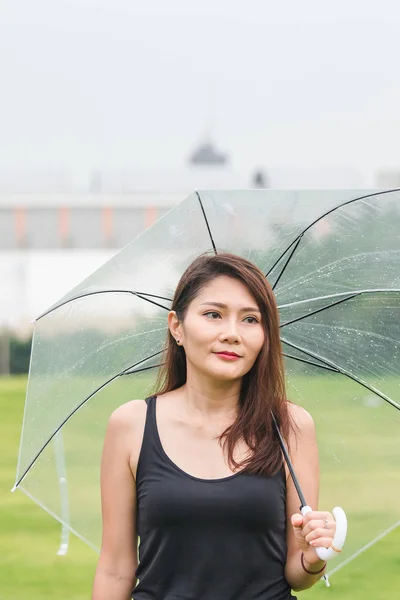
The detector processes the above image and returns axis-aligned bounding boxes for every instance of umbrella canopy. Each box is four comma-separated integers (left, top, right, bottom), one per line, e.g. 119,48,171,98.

14,189,400,576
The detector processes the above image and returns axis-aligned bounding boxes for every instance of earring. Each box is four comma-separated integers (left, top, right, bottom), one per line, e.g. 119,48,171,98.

176,339,181,345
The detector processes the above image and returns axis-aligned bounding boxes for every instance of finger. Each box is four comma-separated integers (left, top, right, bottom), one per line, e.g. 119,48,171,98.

303,519,336,538
291,514,303,528
305,526,335,544
302,519,326,536
302,511,333,526
308,536,335,549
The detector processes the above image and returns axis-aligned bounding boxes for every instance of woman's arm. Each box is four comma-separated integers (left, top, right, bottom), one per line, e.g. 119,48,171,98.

92,401,147,600
284,404,335,592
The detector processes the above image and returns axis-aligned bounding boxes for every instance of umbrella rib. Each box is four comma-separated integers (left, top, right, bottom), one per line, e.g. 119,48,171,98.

122,362,164,375
266,237,300,280
280,293,359,328
272,236,303,291
280,289,400,328
196,191,217,255
35,290,171,321
133,293,171,312
281,337,400,410
134,292,173,301
283,352,339,373
265,188,400,282
13,350,164,489
278,288,400,310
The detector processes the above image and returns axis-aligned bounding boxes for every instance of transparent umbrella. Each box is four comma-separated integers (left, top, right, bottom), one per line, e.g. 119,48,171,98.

13,189,400,578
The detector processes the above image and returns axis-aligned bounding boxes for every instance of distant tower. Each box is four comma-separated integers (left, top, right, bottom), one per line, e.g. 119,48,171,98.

189,81,229,168
189,140,229,166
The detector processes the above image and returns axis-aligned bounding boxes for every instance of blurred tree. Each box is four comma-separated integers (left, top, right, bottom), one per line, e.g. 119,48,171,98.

10,336,32,374
0,332,10,375
252,169,269,189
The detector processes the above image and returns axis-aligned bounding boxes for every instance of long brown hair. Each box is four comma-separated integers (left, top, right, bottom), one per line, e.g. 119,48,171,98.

155,252,293,477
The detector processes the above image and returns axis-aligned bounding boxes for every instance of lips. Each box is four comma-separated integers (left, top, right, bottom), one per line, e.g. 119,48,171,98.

215,351,241,358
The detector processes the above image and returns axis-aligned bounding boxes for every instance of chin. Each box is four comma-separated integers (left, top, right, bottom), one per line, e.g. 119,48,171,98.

188,357,248,382
203,365,245,382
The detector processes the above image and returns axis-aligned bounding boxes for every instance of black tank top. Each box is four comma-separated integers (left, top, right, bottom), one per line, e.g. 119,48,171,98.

133,396,296,600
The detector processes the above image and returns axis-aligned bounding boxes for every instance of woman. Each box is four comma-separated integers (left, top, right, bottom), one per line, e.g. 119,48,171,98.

92,252,336,599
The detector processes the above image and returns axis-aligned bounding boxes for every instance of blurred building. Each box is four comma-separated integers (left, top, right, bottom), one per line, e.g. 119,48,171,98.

0,138,370,333
375,169,400,189
0,191,180,251
0,140,251,251
0,139,256,332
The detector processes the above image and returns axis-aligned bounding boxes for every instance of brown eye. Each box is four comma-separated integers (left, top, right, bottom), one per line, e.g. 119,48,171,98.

243,316,259,324
204,311,221,319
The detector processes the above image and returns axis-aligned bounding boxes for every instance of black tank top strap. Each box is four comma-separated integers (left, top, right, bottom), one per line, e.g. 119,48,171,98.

144,395,155,406
141,395,159,457
136,395,166,483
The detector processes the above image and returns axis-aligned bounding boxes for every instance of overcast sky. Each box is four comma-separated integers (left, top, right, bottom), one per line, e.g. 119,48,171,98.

1,0,400,186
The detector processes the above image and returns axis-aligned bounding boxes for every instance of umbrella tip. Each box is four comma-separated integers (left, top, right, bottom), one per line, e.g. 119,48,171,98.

11,485,17,493
323,574,331,587
56,543,69,556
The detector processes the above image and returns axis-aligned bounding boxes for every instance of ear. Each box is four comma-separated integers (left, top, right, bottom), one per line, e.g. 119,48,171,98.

168,310,183,343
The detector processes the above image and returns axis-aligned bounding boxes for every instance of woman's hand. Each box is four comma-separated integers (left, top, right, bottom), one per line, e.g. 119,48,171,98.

290,510,336,565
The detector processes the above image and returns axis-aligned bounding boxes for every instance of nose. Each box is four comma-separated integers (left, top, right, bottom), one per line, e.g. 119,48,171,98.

219,319,241,344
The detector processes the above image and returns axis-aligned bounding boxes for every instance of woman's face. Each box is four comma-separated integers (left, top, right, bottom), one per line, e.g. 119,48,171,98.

169,275,265,383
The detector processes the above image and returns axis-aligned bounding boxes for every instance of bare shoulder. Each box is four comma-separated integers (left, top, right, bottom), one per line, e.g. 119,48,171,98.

287,402,316,453
288,402,315,431
108,399,148,431
106,399,148,477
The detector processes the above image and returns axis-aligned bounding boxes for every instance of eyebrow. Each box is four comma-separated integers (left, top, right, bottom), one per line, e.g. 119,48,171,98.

200,301,261,313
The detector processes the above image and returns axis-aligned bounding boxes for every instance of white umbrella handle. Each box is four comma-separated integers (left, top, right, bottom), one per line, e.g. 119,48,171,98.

301,505,347,561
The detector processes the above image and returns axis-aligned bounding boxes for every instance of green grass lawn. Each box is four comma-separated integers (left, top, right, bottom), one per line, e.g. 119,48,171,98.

1,375,400,599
